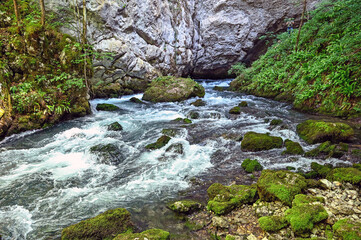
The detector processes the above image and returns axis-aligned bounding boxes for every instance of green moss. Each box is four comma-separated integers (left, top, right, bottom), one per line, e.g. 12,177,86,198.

309,162,332,178
142,76,205,102
326,167,361,185
114,229,170,240
282,139,304,155
257,170,307,206
258,216,288,232
190,99,206,107
241,132,283,152
107,122,123,131
270,119,283,126
207,184,257,215
285,203,328,234
332,219,361,240
229,106,241,114
173,118,192,124
296,120,354,144
353,163,361,171
61,208,133,240
167,200,202,214
292,194,324,207
225,235,236,240
96,103,120,111
238,101,248,107
130,97,144,104
145,135,171,150
305,141,348,159
241,158,263,173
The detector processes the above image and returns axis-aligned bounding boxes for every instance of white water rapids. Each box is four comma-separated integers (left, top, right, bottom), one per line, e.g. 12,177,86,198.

0,80,348,239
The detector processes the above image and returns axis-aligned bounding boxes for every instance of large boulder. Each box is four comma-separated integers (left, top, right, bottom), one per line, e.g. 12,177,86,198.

61,208,133,240
257,170,308,206
142,76,205,102
326,167,361,185
241,132,283,152
90,143,124,165
296,120,354,144
167,200,202,214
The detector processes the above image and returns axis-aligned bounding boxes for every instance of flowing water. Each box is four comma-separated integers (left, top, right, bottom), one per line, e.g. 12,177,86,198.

0,80,352,239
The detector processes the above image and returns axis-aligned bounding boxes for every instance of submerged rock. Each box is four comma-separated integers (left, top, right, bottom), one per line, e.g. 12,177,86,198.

129,97,144,104
165,143,184,154
257,170,307,206
282,139,304,155
172,118,192,124
296,120,354,144
142,76,205,102
270,119,283,126
145,135,171,150
167,200,202,214
90,143,124,165
239,101,248,107
61,208,133,240
241,159,263,173
229,106,241,114
161,128,180,137
96,103,120,111
207,183,258,215
107,122,123,131
113,229,170,240
188,111,200,119
190,99,206,107
241,132,283,152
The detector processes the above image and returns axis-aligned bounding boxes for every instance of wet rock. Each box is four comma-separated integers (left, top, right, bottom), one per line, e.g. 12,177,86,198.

188,111,200,119
165,143,184,154
241,159,263,173
241,132,283,152
161,128,180,137
172,118,192,124
282,139,304,155
229,106,241,114
113,228,170,240
90,143,125,165
296,120,354,144
190,99,206,107
61,208,133,240
207,183,258,215
96,103,120,111
129,97,144,104
239,101,248,107
213,86,226,91
270,119,283,126
257,170,307,206
167,200,202,214
332,219,361,240
145,135,171,150
107,122,123,131
142,76,205,102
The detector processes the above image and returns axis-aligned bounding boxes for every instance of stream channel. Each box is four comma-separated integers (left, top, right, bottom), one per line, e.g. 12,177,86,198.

0,79,352,239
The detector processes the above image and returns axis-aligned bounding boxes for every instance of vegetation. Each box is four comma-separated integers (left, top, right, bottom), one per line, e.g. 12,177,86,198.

241,132,283,152
282,139,304,155
145,135,171,150
258,216,288,232
229,0,361,118
241,158,263,173
167,200,202,214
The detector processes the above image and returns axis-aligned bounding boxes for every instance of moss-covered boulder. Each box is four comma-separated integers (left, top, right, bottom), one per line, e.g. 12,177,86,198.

190,99,206,107
258,216,288,232
282,139,304,155
145,135,171,150
305,141,348,159
90,144,124,165
296,120,354,144
306,162,333,179
239,101,248,107
207,183,257,215
241,159,263,173
285,203,328,234
130,97,144,104
292,194,324,207
61,208,133,240
188,111,200,119
167,200,202,214
107,122,123,131
113,229,170,240
96,103,120,111
257,170,308,206
172,118,192,124
142,76,205,102
326,167,361,185
270,119,283,126
333,219,361,240
241,132,283,152
229,106,241,114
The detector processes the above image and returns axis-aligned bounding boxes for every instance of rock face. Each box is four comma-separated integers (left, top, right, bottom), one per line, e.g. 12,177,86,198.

47,0,319,92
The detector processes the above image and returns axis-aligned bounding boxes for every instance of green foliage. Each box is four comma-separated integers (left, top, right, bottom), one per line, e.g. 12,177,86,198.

230,0,361,117
241,158,263,173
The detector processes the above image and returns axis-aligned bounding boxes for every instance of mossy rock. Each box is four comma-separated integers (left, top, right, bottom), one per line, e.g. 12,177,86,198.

241,132,283,152
308,162,332,178
229,106,241,114
238,101,248,107
142,76,205,102
145,135,171,150
61,208,133,240
167,200,202,214
332,219,361,240
225,235,236,240
173,118,192,124
107,122,123,131
305,141,348,159
96,103,120,111
257,170,308,206
282,140,304,155
188,111,200,119
241,158,263,173
114,229,170,240
258,216,288,232
285,203,328,234
165,143,184,154
213,86,225,91
90,144,124,165
326,167,361,185
270,119,283,126
353,163,361,171
292,194,324,207
296,120,354,144
161,128,180,137
207,183,257,215
190,99,206,107
130,97,144,104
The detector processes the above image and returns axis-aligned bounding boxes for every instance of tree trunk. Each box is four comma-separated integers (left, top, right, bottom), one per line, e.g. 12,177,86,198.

13,0,21,27
295,0,307,52
39,0,46,26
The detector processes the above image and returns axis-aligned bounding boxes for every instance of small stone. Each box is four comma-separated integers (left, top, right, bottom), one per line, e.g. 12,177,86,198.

212,216,229,228
247,234,257,240
320,179,333,189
